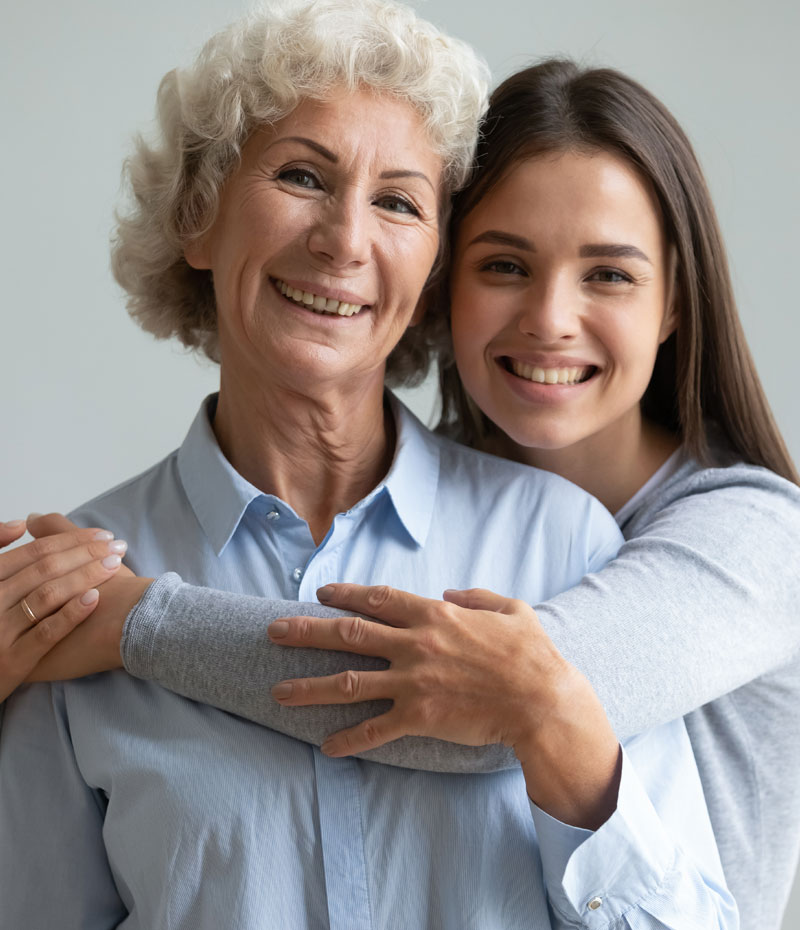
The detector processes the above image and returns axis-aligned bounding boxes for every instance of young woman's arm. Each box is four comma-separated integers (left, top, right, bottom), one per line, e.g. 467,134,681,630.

535,461,800,737
0,522,125,704
22,460,800,768
121,572,521,772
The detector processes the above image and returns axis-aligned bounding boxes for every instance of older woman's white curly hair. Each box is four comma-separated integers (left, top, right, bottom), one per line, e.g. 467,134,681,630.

112,0,489,382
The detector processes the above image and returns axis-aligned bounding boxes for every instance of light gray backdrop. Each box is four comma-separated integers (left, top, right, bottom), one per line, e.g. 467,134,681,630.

2,0,798,923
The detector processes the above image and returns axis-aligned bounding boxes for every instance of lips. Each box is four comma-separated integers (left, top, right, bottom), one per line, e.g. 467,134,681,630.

273,278,367,317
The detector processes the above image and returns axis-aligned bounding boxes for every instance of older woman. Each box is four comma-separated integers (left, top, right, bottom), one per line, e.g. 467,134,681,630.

0,3,738,929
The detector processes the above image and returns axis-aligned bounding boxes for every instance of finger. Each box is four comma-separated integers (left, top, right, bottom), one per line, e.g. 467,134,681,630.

0,520,28,549
10,590,100,687
0,529,119,584
320,710,407,758
271,669,394,706
442,587,519,613
6,555,124,633
26,512,78,538
267,614,400,657
316,582,438,628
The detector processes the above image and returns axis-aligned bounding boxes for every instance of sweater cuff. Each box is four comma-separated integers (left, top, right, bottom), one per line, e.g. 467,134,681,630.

120,573,185,680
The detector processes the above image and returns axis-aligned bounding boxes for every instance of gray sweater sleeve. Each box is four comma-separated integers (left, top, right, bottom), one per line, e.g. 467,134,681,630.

122,458,800,768
537,460,800,740
123,573,516,772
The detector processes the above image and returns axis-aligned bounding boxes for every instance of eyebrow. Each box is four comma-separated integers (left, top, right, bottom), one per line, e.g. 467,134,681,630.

268,138,435,191
579,243,652,264
466,230,536,251
466,231,652,265
379,169,435,192
273,136,338,161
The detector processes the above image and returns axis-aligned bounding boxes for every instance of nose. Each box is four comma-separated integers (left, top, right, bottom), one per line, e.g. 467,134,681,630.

518,275,580,342
307,194,370,269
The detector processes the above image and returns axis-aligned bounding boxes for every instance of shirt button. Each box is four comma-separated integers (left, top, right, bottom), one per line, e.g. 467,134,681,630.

587,897,603,911
266,510,280,522
292,567,303,582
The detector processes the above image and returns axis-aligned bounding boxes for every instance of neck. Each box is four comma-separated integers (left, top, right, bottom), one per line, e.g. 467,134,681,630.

213,368,394,545
503,410,680,515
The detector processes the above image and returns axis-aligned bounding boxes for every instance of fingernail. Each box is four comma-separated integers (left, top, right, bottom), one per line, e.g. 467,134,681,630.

269,621,289,639
2,519,25,528
321,739,339,756
27,512,43,521
317,585,334,602
107,539,128,554
102,554,122,569
80,589,100,606
93,530,114,541
271,682,293,699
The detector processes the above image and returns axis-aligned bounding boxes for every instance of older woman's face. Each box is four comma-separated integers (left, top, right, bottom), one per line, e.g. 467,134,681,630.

186,88,442,392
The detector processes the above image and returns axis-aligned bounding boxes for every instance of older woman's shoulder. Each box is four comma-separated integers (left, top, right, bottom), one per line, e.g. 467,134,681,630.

66,448,186,572
69,451,181,526
421,429,622,583
432,426,599,502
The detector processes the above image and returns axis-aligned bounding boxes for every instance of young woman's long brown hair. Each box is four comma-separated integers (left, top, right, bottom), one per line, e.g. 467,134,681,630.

438,59,799,484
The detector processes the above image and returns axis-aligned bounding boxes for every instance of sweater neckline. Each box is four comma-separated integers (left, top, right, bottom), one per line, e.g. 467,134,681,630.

614,447,685,528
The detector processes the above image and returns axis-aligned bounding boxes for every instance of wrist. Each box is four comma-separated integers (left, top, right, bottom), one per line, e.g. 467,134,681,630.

521,739,622,831
513,666,622,831
108,577,154,667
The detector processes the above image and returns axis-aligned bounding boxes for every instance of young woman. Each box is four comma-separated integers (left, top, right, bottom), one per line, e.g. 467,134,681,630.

3,59,799,928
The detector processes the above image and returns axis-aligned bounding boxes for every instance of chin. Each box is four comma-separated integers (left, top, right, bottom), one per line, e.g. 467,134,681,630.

515,431,579,454
491,417,579,456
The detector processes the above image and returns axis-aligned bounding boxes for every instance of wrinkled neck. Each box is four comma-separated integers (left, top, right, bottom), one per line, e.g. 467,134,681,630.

214,368,394,545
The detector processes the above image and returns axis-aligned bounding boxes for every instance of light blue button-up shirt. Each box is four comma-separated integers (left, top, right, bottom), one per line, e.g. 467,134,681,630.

0,396,736,929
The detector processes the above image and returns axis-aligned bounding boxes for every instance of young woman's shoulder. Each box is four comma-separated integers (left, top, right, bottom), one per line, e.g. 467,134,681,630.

622,426,800,543
536,423,800,739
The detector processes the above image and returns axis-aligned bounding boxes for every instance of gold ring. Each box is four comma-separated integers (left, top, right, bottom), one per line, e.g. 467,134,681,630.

20,597,39,625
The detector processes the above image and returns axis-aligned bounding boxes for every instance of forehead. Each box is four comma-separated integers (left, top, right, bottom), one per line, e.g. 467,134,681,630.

244,88,442,183
462,148,665,249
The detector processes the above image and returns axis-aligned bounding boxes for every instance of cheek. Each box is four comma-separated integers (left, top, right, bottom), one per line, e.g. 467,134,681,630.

408,236,441,288
451,290,514,369
449,282,483,350
597,301,665,365
449,309,480,365
381,232,439,305
599,318,664,406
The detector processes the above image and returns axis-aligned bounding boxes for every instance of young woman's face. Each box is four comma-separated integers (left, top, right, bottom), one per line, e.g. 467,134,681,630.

450,149,677,459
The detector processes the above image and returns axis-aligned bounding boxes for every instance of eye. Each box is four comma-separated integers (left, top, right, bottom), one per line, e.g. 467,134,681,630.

586,267,633,284
278,167,321,189
375,194,419,216
481,259,526,276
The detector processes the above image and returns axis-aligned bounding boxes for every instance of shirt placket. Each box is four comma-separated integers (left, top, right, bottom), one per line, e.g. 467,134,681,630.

298,518,373,930
313,751,373,930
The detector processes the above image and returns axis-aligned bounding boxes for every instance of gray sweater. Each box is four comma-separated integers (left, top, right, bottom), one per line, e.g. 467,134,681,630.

122,451,800,930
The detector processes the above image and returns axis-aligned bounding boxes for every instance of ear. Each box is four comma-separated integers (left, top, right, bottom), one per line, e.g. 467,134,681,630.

183,232,212,270
658,245,679,343
408,291,429,327
659,298,679,343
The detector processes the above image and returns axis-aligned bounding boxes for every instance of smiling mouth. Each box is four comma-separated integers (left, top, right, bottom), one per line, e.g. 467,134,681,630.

503,358,597,385
273,278,368,317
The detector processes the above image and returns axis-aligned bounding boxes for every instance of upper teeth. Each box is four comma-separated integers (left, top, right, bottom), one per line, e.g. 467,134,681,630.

510,361,591,384
276,279,364,317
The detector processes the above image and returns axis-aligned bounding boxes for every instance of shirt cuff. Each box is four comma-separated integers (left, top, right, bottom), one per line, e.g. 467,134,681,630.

530,746,675,926
120,572,184,680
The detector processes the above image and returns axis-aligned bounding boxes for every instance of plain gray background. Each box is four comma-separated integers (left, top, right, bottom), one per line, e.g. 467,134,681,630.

2,0,798,923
